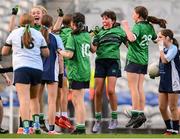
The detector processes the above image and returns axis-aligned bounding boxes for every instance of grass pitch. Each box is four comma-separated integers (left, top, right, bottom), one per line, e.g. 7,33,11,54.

0,134,180,138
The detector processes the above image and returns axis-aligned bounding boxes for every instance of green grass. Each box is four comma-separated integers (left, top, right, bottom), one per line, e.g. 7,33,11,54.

0,134,180,138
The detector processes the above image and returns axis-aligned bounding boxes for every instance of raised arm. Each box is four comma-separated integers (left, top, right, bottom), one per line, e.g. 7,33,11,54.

121,20,136,42
53,8,64,32
8,5,19,32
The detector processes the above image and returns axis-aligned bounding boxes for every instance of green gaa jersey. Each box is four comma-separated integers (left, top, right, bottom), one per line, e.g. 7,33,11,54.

66,32,91,82
59,27,72,47
59,27,72,65
93,26,126,60
127,21,157,65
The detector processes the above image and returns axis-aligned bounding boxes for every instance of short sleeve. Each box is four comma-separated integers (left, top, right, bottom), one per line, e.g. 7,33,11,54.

54,34,64,50
164,45,177,62
132,24,140,38
40,34,47,48
6,32,14,45
66,34,75,52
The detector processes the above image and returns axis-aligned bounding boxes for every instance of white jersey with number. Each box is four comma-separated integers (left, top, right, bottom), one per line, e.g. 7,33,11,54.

6,27,47,71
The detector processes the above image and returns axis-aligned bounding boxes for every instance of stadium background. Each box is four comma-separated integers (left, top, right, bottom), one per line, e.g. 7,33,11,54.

0,0,180,134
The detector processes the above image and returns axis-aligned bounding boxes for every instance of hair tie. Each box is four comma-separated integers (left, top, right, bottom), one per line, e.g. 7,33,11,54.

23,24,30,33
42,25,49,30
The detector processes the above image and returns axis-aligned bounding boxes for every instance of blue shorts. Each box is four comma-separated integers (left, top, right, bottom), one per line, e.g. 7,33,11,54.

64,65,67,77
95,58,121,78
69,80,89,89
41,80,57,84
124,60,147,74
14,67,42,85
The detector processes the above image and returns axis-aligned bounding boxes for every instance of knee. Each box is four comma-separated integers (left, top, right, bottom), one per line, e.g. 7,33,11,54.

159,105,167,113
108,88,115,97
95,90,102,98
169,105,177,113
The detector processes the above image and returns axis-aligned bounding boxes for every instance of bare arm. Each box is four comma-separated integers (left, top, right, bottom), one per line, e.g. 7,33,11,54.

58,52,64,74
0,65,11,85
8,15,17,32
58,49,74,59
8,6,19,32
53,8,64,32
1,46,11,56
90,44,97,53
53,17,63,32
121,20,136,42
158,40,168,64
41,47,50,57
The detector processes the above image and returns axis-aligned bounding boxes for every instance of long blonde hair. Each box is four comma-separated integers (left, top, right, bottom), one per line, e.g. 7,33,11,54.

19,13,34,48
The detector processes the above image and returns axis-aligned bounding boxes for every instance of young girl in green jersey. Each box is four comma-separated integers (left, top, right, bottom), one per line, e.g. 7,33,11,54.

54,14,74,131
58,12,91,134
91,10,127,133
121,6,166,128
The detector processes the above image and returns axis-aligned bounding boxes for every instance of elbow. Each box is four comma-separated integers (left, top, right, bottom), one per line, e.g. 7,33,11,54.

162,60,168,64
127,33,136,42
42,50,50,58
127,36,136,42
90,45,97,53
67,54,73,59
1,48,9,56
45,51,50,57
90,49,96,53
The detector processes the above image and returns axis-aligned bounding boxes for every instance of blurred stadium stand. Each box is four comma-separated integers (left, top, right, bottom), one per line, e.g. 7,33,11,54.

0,0,180,134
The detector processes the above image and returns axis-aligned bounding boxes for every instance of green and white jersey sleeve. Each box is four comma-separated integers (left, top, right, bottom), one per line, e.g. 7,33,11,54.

93,26,126,60
66,32,91,82
127,21,157,65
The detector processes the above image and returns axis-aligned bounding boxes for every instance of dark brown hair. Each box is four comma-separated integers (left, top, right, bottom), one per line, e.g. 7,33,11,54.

71,12,85,34
19,13,34,48
160,29,179,48
134,6,167,28
101,10,116,22
40,14,53,43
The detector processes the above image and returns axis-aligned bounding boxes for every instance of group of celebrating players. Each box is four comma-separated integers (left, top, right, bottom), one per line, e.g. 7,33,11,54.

0,2,179,136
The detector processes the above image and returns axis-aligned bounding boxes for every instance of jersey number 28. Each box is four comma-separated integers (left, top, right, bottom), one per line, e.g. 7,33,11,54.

140,35,152,47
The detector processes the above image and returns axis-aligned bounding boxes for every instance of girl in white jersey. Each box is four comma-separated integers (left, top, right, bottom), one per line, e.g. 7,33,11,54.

2,13,49,134
8,5,49,133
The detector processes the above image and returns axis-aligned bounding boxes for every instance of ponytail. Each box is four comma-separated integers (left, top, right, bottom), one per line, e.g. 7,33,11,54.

72,22,87,34
40,25,49,44
22,24,33,48
134,6,167,28
160,29,179,48
40,14,53,44
173,38,179,48
71,12,87,35
147,16,167,28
